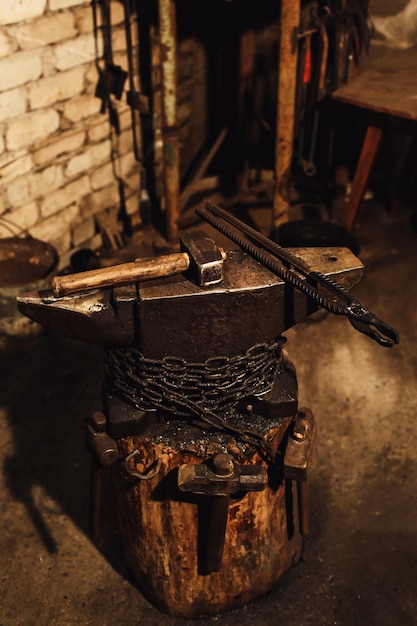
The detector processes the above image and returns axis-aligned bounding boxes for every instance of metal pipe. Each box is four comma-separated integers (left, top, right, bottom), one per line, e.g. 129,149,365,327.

158,0,180,242
273,0,300,228
237,27,254,190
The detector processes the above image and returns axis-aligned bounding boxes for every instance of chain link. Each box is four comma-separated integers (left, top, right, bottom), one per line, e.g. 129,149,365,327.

105,339,285,462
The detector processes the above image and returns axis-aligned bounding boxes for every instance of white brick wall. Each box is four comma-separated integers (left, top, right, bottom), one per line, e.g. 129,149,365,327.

63,94,102,123
65,139,111,178
30,203,80,250
49,0,88,10
6,165,64,207
0,0,139,265
0,88,27,122
54,33,101,71
0,30,14,58
34,129,86,166
0,50,43,91
0,152,33,182
16,12,76,50
29,67,86,109
0,1,47,26
41,175,90,217
6,109,60,150
0,202,39,237
90,163,114,191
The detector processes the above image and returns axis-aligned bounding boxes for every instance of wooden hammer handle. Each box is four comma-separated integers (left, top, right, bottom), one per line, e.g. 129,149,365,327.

52,252,190,297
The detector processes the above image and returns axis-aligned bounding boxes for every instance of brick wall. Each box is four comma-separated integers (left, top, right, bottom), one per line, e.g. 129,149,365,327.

0,0,140,268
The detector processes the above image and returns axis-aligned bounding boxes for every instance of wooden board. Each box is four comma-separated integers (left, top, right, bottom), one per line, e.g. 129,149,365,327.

333,46,417,121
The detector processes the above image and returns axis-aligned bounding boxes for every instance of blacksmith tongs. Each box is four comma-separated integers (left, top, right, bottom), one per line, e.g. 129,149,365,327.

197,201,399,348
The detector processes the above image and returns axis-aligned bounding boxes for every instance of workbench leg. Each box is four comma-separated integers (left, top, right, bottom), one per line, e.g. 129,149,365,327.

345,124,383,230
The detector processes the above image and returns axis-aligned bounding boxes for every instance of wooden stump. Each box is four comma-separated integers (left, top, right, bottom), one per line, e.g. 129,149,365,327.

112,418,304,618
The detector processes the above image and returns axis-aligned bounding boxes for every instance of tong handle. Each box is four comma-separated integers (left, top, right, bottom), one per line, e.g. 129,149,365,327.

198,202,400,348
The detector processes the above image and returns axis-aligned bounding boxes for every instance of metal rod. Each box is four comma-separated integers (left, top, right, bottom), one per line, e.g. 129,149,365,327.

237,26,254,190
158,0,180,242
273,0,301,228
201,201,353,305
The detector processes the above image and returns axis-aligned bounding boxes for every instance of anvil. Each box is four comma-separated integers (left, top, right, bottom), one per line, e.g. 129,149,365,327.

16,234,364,584
17,245,363,362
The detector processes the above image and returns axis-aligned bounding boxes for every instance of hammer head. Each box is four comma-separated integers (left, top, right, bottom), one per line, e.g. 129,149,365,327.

180,230,224,287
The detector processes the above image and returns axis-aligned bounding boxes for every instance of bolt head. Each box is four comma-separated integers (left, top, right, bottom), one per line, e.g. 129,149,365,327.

212,453,234,477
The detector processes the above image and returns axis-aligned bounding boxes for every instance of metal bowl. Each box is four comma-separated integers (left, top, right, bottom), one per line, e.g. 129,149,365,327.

0,237,58,287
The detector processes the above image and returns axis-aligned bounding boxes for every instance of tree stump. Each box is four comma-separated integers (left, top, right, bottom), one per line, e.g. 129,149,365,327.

112,416,304,618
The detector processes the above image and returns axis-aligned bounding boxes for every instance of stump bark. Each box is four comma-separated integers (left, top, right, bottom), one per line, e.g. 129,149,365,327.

112,418,304,618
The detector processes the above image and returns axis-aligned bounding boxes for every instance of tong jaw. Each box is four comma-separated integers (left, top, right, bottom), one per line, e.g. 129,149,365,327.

347,305,400,348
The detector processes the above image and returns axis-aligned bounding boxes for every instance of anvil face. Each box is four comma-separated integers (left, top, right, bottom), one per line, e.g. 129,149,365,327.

17,247,363,360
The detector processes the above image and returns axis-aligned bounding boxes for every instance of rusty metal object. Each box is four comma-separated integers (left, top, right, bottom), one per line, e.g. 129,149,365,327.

178,454,268,496
284,408,316,483
158,0,180,242
85,411,119,542
180,230,224,287
85,411,119,466
104,348,296,446
178,453,267,572
122,450,162,481
0,237,57,287
273,0,301,228
51,231,224,297
284,408,316,535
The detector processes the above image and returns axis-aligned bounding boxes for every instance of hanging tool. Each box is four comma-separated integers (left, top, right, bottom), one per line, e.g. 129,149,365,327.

93,0,127,118
122,0,154,225
122,0,149,161
196,201,399,348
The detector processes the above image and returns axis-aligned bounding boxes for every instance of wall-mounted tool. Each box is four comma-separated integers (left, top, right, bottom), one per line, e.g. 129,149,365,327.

93,0,127,116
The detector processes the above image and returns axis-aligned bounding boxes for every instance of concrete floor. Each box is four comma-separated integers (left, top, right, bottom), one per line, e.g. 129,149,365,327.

0,200,416,626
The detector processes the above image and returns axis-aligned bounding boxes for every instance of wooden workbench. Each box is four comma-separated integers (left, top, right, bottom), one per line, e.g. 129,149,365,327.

333,45,417,229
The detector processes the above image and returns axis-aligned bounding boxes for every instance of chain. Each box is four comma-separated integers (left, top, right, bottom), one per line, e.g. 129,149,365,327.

105,339,285,462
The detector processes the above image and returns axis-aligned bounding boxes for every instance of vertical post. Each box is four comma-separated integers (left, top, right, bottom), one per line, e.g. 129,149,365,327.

273,0,300,229
237,27,254,190
158,0,180,242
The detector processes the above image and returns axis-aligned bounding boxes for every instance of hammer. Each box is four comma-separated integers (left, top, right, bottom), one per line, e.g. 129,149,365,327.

51,231,225,297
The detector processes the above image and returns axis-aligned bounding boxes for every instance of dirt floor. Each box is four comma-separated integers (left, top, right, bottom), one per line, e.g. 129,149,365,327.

0,199,416,626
